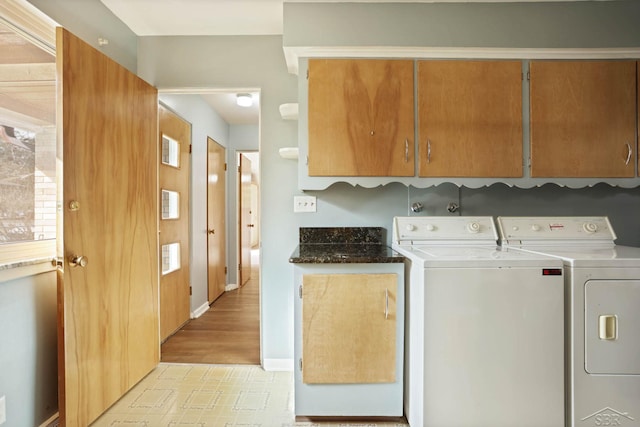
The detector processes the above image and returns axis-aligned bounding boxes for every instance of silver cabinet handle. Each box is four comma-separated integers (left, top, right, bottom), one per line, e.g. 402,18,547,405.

427,139,431,164
625,142,632,165
384,288,389,319
404,138,409,163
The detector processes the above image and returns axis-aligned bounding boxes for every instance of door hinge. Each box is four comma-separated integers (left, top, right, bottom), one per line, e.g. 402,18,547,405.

526,70,530,81
299,285,303,299
189,286,192,295
299,358,303,371
238,263,241,271
224,266,228,275
189,144,192,154
224,163,227,171
306,68,309,80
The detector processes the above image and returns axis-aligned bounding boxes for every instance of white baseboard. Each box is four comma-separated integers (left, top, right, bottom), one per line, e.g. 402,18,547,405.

225,283,238,292
191,301,210,319
263,358,294,371
39,412,59,427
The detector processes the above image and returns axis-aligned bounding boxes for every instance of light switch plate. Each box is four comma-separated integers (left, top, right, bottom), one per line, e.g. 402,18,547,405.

294,196,316,213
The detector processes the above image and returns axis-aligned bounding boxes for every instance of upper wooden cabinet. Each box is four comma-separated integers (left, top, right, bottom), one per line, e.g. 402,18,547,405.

530,60,636,178
418,60,523,178
308,59,414,176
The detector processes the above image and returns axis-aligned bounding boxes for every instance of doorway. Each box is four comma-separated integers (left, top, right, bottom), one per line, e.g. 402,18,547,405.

159,89,261,365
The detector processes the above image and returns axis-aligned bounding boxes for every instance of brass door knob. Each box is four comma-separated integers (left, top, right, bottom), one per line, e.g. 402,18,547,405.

248,224,255,228
208,229,215,235
69,255,88,267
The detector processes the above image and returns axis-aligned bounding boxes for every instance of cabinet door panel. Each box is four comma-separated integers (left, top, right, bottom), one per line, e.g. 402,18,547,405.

302,273,396,384
308,59,414,176
530,60,636,178
418,60,523,177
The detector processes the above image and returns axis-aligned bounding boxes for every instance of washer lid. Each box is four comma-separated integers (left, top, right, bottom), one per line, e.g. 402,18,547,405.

396,245,564,268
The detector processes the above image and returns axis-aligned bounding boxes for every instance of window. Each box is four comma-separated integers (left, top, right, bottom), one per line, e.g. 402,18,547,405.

0,11,57,268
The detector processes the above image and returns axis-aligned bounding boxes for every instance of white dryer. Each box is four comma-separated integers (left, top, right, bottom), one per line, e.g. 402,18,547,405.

498,216,640,427
392,216,564,427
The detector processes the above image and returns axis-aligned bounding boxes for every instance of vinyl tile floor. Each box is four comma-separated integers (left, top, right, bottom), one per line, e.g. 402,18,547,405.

91,363,409,427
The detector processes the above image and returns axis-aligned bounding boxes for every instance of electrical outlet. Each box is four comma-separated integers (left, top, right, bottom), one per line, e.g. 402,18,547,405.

0,395,6,425
293,196,316,213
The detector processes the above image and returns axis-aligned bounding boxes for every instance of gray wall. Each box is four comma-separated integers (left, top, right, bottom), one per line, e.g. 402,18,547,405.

283,1,640,49
158,94,230,313
0,272,57,427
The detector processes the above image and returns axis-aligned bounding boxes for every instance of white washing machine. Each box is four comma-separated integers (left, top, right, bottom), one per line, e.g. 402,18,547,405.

498,216,640,427
392,216,565,427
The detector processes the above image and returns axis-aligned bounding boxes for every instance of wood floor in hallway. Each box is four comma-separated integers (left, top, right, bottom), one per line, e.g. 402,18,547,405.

161,267,260,365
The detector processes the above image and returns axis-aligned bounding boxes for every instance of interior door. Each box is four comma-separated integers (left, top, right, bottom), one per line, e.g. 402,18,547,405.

207,136,226,302
57,27,159,427
238,153,252,287
158,105,191,341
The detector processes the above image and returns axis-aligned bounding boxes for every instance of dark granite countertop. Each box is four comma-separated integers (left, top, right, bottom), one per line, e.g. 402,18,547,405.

289,226,405,264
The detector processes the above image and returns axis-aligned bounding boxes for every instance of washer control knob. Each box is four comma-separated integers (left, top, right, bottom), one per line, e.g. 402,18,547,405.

531,224,541,232
583,222,598,233
467,222,481,233
426,224,435,231
405,224,415,232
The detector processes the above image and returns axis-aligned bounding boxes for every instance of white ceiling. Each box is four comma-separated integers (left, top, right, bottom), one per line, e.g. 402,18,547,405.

100,0,610,124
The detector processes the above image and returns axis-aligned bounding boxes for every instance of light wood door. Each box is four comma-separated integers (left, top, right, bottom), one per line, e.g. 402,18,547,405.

207,137,226,302
159,105,191,341
530,60,636,177
418,60,523,177
308,59,414,176
238,154,252,287
301,273,397,384
57,27,159,427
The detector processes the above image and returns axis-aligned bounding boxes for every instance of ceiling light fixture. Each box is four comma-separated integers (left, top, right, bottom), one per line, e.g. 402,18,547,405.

236,93,253,107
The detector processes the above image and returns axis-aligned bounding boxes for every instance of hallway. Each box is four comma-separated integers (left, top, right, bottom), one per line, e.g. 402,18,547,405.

161,251,260,365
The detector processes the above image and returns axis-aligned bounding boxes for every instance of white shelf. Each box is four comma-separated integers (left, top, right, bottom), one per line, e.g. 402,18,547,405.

279,147,299,160
279,103,298,120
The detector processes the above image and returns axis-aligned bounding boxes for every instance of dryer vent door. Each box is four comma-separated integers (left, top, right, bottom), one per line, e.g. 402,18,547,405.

585,280,640,375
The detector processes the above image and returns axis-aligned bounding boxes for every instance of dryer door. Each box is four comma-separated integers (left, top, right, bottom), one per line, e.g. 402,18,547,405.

585,279,640,375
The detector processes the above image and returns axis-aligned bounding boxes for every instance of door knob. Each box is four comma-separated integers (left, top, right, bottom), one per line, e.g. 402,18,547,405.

69,255,88,267
248,224,255,228
208,229,215,235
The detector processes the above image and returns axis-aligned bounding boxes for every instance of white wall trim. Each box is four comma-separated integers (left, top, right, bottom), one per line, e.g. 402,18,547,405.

283,46,640,75
39,412,59,427
191,301,210,319
225,283,238,292
263,358,294,372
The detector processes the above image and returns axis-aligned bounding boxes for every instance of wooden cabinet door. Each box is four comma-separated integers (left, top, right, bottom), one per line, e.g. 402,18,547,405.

530,60,636,178
301,273,396,384
57,28,159,426
418,60,523,177
308,59,414,176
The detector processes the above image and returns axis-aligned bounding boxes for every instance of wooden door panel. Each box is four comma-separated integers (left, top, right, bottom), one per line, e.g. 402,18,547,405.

302,273,396,384
418,60,523,177
207,137,226,302
159,105,191,341
530,60,636,178
308,59,414,177
57,27,159,427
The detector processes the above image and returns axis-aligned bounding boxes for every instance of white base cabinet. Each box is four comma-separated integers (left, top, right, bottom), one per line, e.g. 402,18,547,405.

293,263,405,417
